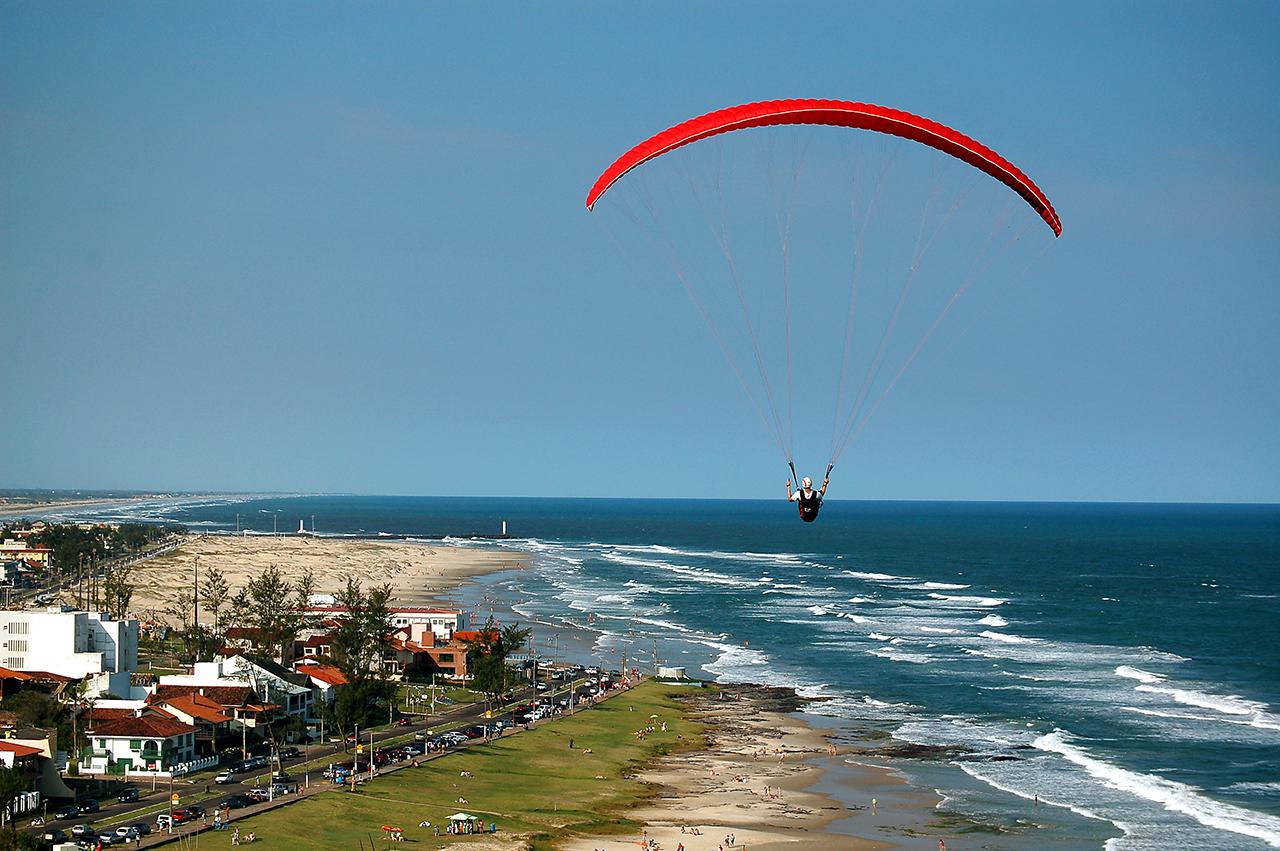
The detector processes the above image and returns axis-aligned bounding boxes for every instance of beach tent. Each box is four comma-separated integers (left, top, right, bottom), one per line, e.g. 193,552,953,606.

448,813,484,835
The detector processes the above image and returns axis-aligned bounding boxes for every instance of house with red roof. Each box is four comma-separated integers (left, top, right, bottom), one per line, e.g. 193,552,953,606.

292,660,348,704
386,623,473,680
149,692,234,755
84,713,196,773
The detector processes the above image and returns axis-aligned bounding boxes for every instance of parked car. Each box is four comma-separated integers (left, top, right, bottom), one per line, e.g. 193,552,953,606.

271,771,291,783
129,822,152,836
115,825,142,840
96,834,118,847
70,824,96,838
278,747,300,759
117,787,140,803
214,770,236,784
185,805,206,818
155,814,173,830
222,795,253,810
41,829,69,844
54,805,79,820
77,799,100,814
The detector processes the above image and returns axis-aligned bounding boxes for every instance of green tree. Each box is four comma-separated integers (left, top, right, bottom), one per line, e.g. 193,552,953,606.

162,590,200,663
224,587,250,634
199,566,230,637
101,564,135,619
329,578,393,682
462,617,531,709
0,764,30,833
61,680,94,774
244,565,303,662
327,578,395,735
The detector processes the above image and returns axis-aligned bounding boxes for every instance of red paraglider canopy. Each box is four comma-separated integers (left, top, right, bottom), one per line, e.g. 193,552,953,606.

585,98,1061,236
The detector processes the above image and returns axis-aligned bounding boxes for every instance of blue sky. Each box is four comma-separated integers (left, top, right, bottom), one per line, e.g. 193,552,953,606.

2,2,1277,501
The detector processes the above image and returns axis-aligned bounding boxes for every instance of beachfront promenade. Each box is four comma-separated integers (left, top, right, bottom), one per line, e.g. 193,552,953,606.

112,676,650,849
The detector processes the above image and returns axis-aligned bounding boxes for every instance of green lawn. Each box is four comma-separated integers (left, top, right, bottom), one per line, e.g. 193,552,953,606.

206,681,705,850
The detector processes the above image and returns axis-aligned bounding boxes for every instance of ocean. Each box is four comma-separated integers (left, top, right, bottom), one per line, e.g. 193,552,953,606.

43,495,1280,849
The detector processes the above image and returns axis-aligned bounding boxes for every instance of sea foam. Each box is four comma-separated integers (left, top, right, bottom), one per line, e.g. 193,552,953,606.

929,593,1007,606
1035,730,1280,847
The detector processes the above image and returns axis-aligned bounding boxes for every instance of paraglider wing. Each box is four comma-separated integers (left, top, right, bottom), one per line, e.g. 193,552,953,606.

585,98,1061,236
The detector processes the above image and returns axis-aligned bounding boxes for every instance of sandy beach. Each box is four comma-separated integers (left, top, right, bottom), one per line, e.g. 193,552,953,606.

563,684,948,851
112,533,525,621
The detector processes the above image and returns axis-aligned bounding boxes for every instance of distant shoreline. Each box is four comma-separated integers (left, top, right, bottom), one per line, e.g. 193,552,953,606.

0,496,155,518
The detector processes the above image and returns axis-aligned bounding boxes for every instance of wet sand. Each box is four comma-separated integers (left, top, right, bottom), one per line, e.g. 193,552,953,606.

562,684,951,851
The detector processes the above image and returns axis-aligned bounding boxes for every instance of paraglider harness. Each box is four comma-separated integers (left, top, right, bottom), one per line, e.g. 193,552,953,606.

790,462,832,524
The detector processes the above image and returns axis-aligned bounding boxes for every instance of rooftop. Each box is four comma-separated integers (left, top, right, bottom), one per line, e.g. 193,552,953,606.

89,714,195,739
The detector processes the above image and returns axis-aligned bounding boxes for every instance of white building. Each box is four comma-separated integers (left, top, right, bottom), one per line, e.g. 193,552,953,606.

0,607,139,696
83,713,196,774
305,604,466,639
159,656,312,721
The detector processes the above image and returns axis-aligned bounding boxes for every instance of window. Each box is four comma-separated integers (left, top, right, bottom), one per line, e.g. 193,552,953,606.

129,740,142,751
437,653,454,663
8,640,26,652
97,739,106,749
4,657,23,668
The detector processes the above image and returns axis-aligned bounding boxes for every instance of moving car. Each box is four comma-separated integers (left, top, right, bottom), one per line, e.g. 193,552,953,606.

77,799,100,813
117,787,140,803
214,770,236,784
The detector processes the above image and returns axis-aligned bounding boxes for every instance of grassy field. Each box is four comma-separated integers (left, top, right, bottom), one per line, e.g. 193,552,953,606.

203,681,705,850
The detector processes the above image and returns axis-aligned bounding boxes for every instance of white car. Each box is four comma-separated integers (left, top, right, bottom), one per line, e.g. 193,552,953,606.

214,770,235,784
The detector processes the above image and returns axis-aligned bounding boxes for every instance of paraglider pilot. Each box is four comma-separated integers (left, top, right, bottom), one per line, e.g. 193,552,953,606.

787,468,829,523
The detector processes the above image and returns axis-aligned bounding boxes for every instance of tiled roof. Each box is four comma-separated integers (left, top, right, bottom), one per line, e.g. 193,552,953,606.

295,664,346,687
0,741,42,758
157,693,233,725
0,668,74,683
154,684,256,707
452,631,497,643
86,708,140,722
89,715,195,739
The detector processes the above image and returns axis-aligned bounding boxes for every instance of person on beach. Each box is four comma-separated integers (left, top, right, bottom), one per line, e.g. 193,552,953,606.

787,475,828,522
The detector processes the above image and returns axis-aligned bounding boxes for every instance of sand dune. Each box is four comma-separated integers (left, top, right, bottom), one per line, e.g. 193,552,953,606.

114,533,525,622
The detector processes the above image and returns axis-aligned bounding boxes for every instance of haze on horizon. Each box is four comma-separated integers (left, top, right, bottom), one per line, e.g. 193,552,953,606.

2,3,1277,503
